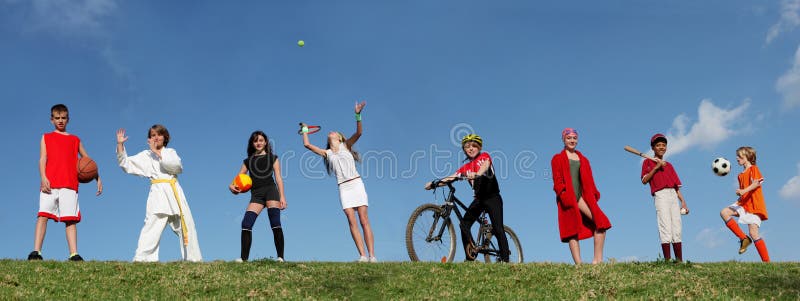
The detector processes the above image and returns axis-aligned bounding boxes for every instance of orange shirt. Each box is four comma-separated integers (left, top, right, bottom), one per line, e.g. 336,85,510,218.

738,165,767,221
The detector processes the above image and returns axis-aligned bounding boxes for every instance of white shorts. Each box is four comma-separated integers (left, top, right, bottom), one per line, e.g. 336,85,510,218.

338,178,368,209
728,202,762,227
38,188,81,223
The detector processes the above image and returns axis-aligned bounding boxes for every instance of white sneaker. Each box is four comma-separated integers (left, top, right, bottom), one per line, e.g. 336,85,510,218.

357,256,369,263
234,258,244,263
277,257,285,263
369,257,378,263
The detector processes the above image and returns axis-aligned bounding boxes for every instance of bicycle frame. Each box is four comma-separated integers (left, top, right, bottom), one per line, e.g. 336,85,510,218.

430,181,486,252
425,182,468,243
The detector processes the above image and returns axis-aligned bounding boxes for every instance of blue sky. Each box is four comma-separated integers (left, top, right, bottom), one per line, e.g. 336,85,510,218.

2,1,800,263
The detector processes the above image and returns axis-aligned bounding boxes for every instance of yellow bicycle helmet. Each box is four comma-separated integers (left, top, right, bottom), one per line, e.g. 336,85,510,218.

461,134,483,146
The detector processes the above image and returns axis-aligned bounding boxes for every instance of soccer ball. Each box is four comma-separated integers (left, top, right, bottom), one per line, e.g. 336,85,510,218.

712,157,731,176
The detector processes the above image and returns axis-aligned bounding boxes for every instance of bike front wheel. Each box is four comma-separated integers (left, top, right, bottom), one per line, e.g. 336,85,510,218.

405,204,457,262
484,225,524,263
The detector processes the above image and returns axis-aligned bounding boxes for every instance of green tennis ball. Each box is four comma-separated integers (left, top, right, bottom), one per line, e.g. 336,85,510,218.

297,40,305,47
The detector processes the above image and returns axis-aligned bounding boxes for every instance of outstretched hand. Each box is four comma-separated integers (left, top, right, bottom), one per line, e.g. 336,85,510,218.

116,129,128,144
355,100,367,114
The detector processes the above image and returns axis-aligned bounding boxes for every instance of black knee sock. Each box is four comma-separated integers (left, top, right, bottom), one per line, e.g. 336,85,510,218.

272,228,284,259
241,230,252,261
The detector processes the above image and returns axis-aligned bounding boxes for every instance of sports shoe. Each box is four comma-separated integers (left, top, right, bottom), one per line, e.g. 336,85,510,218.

357,256,369,263
276,257,285,263
369,257,378,263
234,258,244,263
739,237,752,254
27,251,43,261
68,254,84,262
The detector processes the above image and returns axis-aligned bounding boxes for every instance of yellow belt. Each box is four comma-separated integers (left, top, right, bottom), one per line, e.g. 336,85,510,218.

151,178,189,246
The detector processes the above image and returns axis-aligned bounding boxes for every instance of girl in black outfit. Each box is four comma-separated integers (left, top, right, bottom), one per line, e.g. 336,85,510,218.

229,131,287,262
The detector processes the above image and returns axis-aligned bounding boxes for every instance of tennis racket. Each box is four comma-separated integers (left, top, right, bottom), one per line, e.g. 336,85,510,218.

298,123,321,135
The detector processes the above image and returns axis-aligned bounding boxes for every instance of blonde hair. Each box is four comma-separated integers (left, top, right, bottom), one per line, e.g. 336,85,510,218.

736,146,757,165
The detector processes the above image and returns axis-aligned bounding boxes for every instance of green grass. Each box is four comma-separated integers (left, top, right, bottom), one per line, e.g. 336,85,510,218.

2,259,799,300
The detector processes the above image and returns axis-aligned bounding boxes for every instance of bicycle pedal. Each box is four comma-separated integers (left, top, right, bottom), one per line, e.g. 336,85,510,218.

465,243,478,261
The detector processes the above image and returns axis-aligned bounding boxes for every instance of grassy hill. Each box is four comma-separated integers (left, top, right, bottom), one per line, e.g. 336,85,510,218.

2,260,798,299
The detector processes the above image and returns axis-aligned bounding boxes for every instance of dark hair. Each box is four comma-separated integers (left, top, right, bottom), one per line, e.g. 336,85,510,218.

50,104,69,117
651,137,667,147
148,124,170,147
323,132,360,175
247,130,273,158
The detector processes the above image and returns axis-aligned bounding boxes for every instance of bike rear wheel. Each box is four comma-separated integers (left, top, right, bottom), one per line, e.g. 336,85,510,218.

406,204,457,262
483,225,524,263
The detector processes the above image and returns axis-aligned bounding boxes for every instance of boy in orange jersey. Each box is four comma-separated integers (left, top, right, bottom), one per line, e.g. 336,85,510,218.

719,146,769,262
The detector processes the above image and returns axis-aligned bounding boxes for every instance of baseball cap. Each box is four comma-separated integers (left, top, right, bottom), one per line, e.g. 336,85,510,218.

650,133,667,146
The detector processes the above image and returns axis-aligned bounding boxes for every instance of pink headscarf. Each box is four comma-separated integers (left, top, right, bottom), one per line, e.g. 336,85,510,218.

561,128,578,140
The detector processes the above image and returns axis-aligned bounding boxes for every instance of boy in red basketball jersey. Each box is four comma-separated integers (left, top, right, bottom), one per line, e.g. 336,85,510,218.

28,104,102,261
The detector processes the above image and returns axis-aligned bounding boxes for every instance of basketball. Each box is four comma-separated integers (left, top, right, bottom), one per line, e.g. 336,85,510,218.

232,174,252,193
77,157,98,183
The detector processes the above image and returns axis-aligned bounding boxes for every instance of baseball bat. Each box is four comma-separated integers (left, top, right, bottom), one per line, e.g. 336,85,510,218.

624,145,655,161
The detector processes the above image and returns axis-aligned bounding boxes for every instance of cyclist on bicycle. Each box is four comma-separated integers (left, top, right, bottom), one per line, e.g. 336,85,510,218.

425,133,510,262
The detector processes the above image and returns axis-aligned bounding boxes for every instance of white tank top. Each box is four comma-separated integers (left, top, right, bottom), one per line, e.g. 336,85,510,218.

325,145,361,184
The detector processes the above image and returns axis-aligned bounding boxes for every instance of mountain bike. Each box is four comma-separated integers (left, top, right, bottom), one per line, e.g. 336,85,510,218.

405,178,523,263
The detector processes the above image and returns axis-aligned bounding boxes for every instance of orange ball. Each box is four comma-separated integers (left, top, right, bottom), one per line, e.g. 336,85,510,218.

232,174,252,193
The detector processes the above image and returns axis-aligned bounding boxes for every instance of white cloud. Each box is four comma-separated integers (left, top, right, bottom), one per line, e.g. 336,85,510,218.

766,0,800,45
26,0,117,38
779,163,800,202
665,99,750,156
695,228,725,249
776,45,800,109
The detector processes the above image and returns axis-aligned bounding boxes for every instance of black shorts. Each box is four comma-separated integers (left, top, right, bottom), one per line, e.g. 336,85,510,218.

250,185,280,205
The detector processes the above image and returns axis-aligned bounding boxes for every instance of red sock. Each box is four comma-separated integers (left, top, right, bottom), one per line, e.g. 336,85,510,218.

725,219,747,240
661,243,671,260
754,239,770,262
673,242,683,262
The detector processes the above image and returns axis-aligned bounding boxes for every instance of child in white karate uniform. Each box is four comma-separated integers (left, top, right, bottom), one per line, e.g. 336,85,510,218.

116,125,202,262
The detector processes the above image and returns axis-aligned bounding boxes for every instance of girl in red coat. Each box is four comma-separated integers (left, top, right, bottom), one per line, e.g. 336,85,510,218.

550,128,611,264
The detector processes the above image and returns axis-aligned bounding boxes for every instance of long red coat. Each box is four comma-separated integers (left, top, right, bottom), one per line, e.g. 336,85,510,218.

550,150,612,242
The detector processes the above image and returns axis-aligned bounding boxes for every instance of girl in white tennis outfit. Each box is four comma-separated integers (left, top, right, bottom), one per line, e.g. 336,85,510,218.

116,125,202,262
301,101,376,262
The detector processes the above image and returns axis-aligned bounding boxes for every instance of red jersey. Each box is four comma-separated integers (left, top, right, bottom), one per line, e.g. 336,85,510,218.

44,132,80,191
456,152,501,199
641,159,682,196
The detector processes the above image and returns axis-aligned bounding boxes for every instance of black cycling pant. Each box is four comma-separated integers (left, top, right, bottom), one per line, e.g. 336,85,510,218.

459,194,509,262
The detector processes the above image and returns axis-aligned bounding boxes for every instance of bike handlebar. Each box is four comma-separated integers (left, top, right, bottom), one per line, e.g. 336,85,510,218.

429,175,469,191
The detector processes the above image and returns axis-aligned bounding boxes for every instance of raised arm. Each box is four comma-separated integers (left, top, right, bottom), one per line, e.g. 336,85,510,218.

346,101,366,146
301,123,327,157
117,128,152,177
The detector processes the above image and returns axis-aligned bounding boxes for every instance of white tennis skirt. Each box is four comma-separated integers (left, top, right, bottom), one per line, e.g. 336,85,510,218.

338,178,369,209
